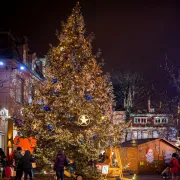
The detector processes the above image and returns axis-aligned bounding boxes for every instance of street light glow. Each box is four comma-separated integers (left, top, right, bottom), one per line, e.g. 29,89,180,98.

20,66,25,70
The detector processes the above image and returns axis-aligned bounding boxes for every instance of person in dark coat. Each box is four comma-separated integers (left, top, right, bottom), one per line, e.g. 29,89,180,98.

14,147,23,180
54,151,68,180
0,148,6,178
21,150,35,180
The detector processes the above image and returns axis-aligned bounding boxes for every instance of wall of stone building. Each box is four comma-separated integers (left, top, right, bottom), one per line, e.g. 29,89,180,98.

0,65,12,155
0,59,41,155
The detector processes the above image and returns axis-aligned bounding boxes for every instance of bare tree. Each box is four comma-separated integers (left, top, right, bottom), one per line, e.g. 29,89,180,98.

111,70,153,112
162,59,180,132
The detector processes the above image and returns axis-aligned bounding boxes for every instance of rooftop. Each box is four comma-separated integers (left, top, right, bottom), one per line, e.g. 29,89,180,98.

121,138,158,147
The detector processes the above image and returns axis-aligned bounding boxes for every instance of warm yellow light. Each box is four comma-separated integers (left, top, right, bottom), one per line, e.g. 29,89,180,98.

60,47,64,51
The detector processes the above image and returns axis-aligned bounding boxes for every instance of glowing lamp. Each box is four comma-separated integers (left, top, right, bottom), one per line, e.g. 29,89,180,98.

20,66,25,70
0,62,4,66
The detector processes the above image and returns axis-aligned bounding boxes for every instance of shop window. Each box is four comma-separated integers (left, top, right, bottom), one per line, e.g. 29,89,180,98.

132,131,137,139
142,131,148,139
15,77,24,103
127,132,132,140
153,131,159,138
138,131,142,139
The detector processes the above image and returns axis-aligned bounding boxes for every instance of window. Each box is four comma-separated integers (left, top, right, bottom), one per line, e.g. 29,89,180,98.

148,131,153,138
23,49,27,64
0,133,5,152
142,131,148,139
127,132,132,140
153,131,159,138
132,131,138,139
134,117,147,124
162,118,168,123
155,118,161,124
141,118,147,124
28,84,34,103
134,118,137,123
15,77,24,103
138,131,142,139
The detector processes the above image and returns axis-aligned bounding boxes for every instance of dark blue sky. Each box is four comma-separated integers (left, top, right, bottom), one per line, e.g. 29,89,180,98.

1,0,180,92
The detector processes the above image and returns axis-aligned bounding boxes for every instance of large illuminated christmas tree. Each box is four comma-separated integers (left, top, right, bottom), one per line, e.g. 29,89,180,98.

16,3,125,177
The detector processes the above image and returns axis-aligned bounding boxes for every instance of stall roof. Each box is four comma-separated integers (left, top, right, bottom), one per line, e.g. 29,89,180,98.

121,138,180,150
121,138,157,147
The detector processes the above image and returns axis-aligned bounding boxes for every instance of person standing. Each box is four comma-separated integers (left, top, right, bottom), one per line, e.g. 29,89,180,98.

54,151,68,180
21,150,35,180
0,149,5,178
31,154,36,178
14,147,23,180
169,153,180,180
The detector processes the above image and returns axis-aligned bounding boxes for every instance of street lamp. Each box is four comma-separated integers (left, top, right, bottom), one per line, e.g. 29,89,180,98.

12,65,26,71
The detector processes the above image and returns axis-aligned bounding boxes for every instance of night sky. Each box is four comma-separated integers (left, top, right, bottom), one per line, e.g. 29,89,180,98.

1,0,180,92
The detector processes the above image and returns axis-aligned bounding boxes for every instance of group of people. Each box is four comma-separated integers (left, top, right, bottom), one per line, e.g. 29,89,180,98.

0,147,36,179
13,146,35,180
0,148,71,180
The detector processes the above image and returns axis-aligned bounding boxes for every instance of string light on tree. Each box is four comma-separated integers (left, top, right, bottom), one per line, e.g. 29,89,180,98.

15,2,126,178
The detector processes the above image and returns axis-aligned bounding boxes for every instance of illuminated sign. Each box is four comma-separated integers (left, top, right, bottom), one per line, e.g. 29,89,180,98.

102,165,109,174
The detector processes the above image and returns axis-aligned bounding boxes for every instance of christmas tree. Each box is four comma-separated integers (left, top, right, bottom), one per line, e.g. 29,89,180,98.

16,2,125,177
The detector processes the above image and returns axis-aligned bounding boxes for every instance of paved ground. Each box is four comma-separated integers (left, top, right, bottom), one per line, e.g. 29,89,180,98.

33,174,169,180
123,174,168,180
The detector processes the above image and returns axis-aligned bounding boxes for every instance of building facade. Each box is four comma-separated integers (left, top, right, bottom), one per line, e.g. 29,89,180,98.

126,113,175,141
0,30,45,155
113,111,176,142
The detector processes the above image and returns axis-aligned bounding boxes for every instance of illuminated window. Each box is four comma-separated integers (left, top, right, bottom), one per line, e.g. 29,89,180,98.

138,131,142,139
132,131,138,139
153,131,159,138
142,131,148,139
127,132,132,140
15,77,24,103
